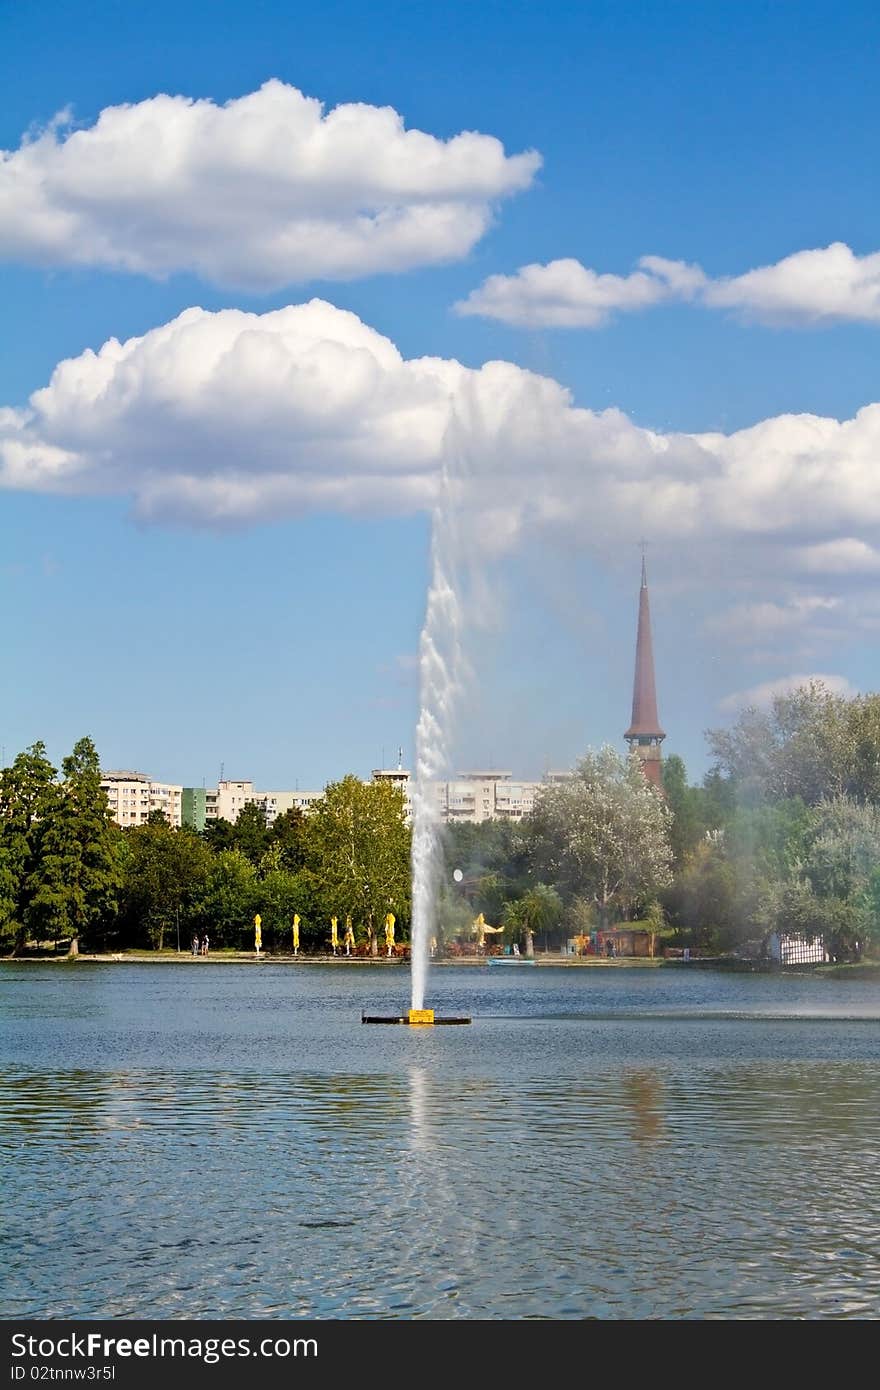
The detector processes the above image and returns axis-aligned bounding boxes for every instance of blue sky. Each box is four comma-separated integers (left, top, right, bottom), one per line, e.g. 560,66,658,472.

2,0,879,788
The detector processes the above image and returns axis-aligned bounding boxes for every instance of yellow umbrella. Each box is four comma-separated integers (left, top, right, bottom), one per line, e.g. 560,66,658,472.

292,914,300,953
330,916,339,952
254,913,262,952
384,911,395,955
474,913,503,948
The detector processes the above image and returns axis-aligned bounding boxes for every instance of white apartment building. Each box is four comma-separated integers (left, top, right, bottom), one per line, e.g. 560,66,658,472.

376,768,549,823
129,767,564,833
101,770,183,828
372,767,413,819
213,780,323,825
435,771,540,823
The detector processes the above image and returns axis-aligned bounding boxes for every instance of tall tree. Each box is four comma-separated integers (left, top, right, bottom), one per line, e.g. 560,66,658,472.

252,868,307,951
201,816,237,854
707,681,880,806
26,737,122,950
231,801,270,865
0,742,59,951
793,796,880,959
304,775,411,951
267,806,307,872
120,817,213,950
527,746,673,925
661,754,704,866
662,839,738,949
190,849,257,947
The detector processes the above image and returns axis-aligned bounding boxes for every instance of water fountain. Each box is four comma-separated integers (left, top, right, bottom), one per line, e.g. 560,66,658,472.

363,423,471,1025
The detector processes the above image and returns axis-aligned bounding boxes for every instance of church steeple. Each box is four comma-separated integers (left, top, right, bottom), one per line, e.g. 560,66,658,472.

624,556,665,786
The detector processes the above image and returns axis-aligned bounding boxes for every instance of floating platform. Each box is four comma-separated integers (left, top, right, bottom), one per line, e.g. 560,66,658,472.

362,1009,471,1025
488,956,536,966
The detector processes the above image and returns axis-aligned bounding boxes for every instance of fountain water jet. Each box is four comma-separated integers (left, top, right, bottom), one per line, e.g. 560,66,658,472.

409,430,469,1014
363,421,472,1025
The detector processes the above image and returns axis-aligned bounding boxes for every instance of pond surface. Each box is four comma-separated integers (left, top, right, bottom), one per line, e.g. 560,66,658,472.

2,961,879,1319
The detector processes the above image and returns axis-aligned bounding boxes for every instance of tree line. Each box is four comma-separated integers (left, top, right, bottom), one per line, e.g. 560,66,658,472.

444,683,880,961
4,681,879,960
0,742,411,954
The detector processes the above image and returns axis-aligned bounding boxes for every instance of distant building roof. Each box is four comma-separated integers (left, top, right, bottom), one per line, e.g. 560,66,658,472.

455,770,513,781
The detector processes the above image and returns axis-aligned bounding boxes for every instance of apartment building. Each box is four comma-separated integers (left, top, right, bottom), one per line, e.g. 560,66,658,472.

181,780,323,831
101,770,183,828
377,768,553,822
129,768,561,833
436,771,541,823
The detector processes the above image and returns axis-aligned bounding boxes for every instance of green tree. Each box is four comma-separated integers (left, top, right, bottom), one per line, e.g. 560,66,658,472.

662,839,738,949
267,806,307,873
527,746,673,925
472,871,509,924
0,847,17,949
860,868,880,954
202,816,237,853
191,849,257,947
795,796,880,958
707,681,880,807
26,738,122,950
697,768,738,832
801,796,880,901
0,742,59,952
252,868,306,951
661,755,704,866
304,775,411,952
231,801,270,865
120,819,213,950
503,882,563,954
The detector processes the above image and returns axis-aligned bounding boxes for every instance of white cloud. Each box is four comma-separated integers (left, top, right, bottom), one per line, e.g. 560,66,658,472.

4,300,880,625
706,597,842,645
793,538,880,574
719,673,859,713
0,81,540,288
704,243,880,325
458,242,880,329
454,255,704,327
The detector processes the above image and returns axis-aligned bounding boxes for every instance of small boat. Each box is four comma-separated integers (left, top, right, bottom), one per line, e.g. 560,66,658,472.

487,955,536,966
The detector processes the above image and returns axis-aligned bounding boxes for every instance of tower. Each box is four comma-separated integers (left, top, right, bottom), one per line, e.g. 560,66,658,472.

624,557,665,787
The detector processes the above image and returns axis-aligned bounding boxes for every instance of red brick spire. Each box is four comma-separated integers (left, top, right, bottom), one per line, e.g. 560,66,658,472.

625,557,665,784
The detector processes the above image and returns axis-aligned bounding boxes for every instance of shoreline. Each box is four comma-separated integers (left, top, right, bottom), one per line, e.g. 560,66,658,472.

3,950,665,967
4,952,878,976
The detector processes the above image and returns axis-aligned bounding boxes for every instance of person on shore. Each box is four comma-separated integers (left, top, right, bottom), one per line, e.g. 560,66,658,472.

191,934,199,956
201,933,209,956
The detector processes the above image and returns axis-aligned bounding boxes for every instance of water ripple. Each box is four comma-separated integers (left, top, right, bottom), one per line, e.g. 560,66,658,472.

3,964,880,1318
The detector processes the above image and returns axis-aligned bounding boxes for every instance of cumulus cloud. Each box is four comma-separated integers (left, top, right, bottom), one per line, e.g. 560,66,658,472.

792,538,880,574
719,674,859,713
705,242,880,324
0,81,540,288
454,255,705,327
458,242,880,328
4,296,880,668
706,597,842,645
4,299,880,611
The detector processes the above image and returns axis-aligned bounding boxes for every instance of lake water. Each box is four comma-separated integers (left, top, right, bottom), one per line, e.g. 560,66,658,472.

2,961,879,1320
